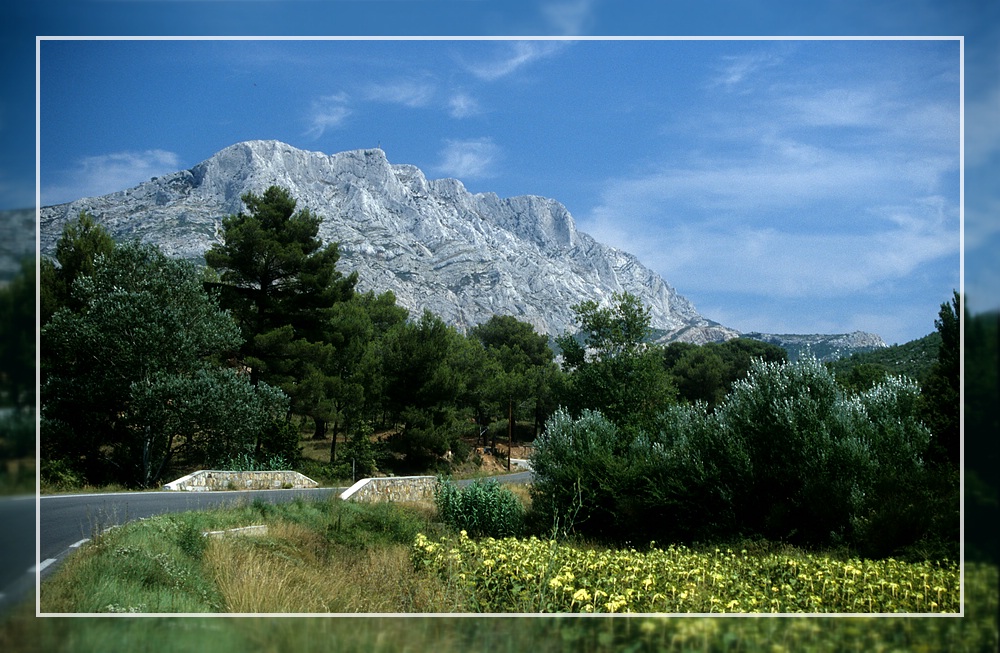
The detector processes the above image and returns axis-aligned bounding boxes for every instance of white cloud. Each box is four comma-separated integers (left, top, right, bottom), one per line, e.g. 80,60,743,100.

448,92,480,118
42,149,181,206
305,93,351,139
711,52,783,89
583,153,959,302
590,146,953,222
785,88,883,127
435,138,500,179
363,80,435,108
465,41,565,81
542,0,597,35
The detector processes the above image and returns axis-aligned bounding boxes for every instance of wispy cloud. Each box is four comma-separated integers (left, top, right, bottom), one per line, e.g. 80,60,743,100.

583,110,957,303
448,91,480,118
784,88,884,127
585,194,957,300
711,52,784,89
305,93,351,138
42,149,181,206
464,41,565,81
363,79,436,108
542,0,597,34
435,138,500,179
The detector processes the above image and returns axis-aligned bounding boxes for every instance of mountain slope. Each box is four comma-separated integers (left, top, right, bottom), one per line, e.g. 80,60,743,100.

39,140,737,341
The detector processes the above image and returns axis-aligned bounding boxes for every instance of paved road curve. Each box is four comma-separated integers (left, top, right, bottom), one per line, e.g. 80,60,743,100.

1,470,533,614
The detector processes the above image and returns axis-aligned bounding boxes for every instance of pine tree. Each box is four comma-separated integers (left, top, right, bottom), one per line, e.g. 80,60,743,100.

205,186,357,446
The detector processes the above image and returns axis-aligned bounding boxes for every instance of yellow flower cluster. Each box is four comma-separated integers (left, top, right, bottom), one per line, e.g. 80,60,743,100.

412,532,960,614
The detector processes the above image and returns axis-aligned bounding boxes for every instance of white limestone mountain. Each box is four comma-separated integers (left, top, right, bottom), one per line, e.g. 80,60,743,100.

39,140,739,342
37,140,884,354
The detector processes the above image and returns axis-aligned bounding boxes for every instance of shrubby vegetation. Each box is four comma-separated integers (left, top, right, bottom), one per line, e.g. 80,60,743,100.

41,241,290,487
532,356,953,558
434,477,525,538
31,185,976,568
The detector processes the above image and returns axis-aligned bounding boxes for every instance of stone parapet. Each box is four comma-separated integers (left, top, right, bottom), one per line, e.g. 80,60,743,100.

339,475,437,503
163,470,319,491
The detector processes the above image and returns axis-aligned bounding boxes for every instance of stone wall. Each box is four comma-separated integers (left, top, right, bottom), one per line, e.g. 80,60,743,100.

339,476,437,503
163,470,319,491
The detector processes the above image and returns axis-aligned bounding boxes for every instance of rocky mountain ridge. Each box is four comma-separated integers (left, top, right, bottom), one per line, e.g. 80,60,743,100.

37,140,885,354
740,331,888,362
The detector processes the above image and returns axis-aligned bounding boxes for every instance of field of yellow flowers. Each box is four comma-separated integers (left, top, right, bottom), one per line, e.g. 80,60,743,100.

412,531,960,613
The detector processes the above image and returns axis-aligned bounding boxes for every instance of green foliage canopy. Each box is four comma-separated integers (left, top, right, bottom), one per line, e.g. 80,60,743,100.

556,292,674,433
42,242,287,487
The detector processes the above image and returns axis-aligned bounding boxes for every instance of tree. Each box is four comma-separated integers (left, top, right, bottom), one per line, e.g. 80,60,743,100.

41,242,285,487
663,338,787,410
920,291,961,466
532,356,944,554
40,211,116,326
204,186,357,445
379,311,478,470
556,292,674,432
669,345,728,408
0,257,35,410
471,315,558,455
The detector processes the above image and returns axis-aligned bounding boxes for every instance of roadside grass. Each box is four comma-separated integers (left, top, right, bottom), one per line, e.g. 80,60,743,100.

39,494,457,614
8,564,999,653
15,489,1000,650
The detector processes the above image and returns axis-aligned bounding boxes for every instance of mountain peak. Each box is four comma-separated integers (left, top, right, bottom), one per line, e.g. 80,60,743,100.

40,140,737,340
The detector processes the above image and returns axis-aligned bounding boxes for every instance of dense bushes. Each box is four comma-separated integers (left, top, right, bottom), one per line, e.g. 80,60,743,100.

435,477,525,538
530,356,953,558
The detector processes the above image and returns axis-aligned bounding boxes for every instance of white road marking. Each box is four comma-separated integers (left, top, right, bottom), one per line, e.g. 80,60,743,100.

29,559,57,574
70,538,89,548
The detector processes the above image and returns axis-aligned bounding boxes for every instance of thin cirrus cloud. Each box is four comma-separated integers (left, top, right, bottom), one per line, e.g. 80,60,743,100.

710,51,784,89
435,138,500,179
582,136,957,300
586,198,957,301
42,149,181,206
448,92,480,118
541,0,597,35
305,93,351,139
464,41,566,81
362,79,436,108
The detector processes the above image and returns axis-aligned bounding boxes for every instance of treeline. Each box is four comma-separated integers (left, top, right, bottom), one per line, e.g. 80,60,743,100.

38,188,567,488
533,291,965,560
32,185,976,561
34,186,792,490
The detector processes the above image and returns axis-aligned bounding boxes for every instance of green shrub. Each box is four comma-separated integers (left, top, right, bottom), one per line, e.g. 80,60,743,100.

217,448,289,472
435,477,525,538
531,357,952,557
176,521,207,560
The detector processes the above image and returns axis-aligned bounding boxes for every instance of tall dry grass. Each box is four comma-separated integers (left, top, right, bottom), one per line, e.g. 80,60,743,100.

202,518,463,612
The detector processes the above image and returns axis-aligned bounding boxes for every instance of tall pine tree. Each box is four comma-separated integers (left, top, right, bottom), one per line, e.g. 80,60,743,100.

205,186,357,444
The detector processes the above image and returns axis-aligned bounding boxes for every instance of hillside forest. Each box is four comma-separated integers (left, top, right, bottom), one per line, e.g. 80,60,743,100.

9,186,994,563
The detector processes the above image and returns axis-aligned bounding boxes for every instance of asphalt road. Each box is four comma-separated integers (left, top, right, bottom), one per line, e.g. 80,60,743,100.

0,495,36,615
0,469,533,615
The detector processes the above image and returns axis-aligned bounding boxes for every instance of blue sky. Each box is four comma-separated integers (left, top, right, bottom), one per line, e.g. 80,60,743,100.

6,1,997,347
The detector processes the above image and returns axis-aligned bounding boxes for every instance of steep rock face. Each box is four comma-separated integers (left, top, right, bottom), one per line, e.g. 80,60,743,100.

40,140,736,341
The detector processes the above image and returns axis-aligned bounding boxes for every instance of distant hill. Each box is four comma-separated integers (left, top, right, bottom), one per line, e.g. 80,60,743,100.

826,331,941,384
739,331,888,363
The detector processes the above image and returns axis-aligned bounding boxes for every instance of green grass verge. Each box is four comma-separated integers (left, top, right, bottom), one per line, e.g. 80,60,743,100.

11,495,996,651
